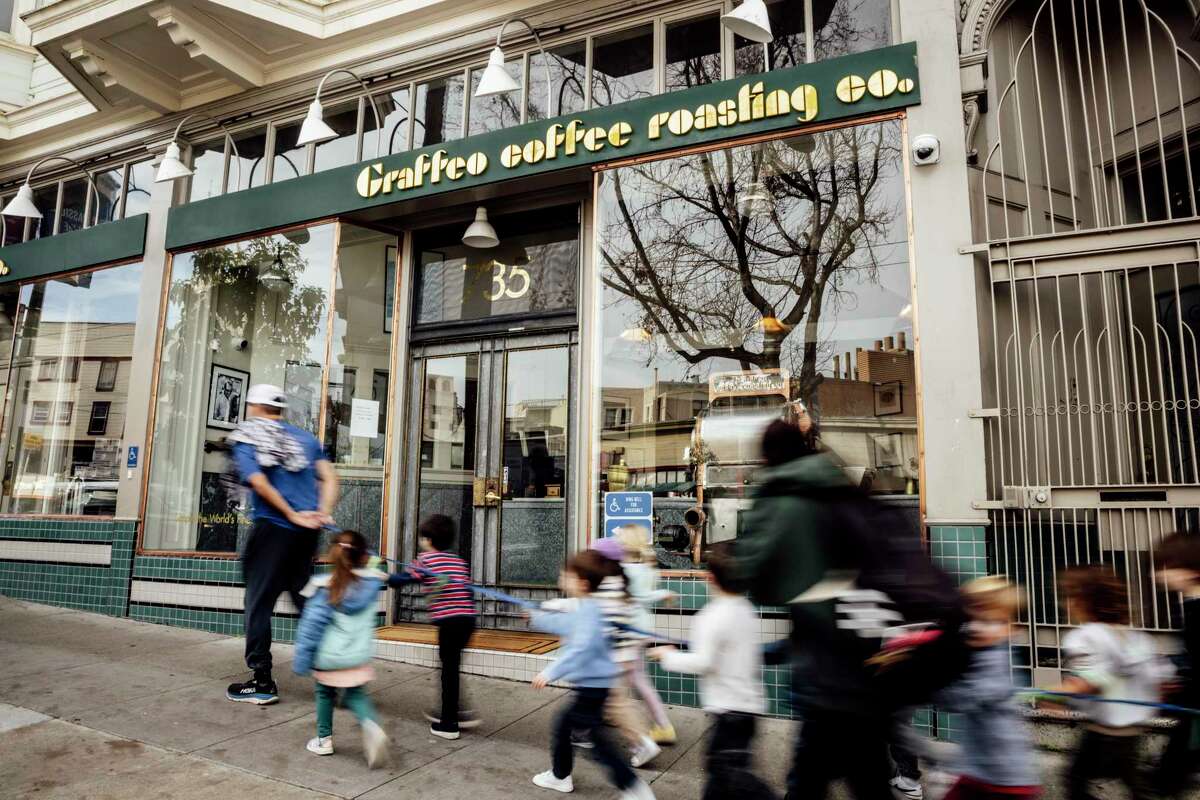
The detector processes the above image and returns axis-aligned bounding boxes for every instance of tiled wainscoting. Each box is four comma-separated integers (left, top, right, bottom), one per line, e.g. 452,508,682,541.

0,518,135,616
128,554,383,642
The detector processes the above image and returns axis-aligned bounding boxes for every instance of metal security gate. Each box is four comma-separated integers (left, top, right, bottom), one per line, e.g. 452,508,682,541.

973,0,1200,683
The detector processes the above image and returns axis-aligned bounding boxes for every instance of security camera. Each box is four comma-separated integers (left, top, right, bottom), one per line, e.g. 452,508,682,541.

235,339,249,352
912,134,940,166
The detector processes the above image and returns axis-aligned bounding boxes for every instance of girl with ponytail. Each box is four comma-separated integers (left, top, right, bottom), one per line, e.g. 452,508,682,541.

293,530,390,767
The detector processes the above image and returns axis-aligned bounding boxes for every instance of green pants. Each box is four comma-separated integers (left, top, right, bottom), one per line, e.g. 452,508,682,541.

315,683,376,738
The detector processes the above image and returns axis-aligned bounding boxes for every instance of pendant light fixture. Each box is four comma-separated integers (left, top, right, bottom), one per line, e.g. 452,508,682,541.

296,68,385,155
154,112,243,187
474,17,554,115
2,155,101,224
721,0,773,44
462,207,499,249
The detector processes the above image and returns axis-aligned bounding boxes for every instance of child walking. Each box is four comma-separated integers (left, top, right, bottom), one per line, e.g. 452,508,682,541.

934,577,1040,800
406,514,479,740
292,530,390,767
614,525,676,746
529,550,656,800
1154,532,1200,798
648,542,775,800
1050,566,1172,800
593,536,661,768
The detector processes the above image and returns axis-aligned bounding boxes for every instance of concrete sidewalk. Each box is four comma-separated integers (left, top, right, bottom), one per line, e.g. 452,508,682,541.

0,595,1146,799
0,595,796,799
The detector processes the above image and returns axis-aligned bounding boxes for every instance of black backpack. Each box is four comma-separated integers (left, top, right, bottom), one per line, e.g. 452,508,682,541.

796,483,971,706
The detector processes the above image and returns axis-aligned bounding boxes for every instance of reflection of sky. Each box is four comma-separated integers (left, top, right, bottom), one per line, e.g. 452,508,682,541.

31,262,143,323
598,123,912,391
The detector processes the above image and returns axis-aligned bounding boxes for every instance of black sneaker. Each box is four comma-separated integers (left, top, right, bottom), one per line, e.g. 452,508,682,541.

226,673,279,705
423,709,482,730
429,722,461,741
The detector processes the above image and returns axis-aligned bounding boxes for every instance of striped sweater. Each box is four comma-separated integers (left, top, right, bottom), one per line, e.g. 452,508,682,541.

593,574,646,662
412,551,476,620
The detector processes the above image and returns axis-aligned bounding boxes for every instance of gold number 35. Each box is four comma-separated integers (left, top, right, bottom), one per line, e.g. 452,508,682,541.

486,262,531,301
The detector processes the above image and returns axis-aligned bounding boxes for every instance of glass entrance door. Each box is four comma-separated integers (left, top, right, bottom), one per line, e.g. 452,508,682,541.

403,333,574,597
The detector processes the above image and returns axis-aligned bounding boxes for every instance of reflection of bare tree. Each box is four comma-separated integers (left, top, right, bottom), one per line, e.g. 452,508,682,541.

599,124,900,407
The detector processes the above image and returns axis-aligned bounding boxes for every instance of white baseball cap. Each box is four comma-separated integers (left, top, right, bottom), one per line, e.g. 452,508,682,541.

246,384,287,408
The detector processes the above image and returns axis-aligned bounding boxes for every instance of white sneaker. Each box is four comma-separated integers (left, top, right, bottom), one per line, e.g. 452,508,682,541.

630,736,661,768
361,719,389,768
890,776,924,800
306,736,333,756
532,770,574,793
620,779,656,800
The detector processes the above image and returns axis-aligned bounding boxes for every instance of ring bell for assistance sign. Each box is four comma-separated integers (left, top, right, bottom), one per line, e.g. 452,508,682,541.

603,491,654,542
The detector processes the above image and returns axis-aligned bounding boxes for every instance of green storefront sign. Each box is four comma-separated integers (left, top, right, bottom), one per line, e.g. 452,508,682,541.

167,42,919,250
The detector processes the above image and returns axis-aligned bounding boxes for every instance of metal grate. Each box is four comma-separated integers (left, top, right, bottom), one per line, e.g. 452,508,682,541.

981,0,1200,241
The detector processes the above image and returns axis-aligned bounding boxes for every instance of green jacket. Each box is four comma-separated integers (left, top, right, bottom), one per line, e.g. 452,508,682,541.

735,451,884,714
735,452,847,606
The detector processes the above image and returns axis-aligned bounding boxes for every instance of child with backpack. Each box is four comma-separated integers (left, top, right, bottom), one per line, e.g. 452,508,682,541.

528,550,655,799
649,541,775,799
292,530,390,768
614,524,677,746
1048,566,1173,800
933,577,1040,800
1155,532,1200,797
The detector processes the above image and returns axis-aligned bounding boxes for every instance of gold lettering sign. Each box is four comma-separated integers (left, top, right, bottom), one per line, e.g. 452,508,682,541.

0,259,9,277
354,66,915,200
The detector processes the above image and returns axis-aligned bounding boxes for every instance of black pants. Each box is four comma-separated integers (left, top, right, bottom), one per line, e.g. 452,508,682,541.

1156,713,1198,797
436,616,475,728
552,688,637,790
1068,728,1148,800
242,519,318,675
705,712,776,800
785,708,893,800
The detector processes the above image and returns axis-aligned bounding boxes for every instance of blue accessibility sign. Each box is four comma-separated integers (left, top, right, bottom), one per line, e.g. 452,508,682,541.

602,491,653,541
605,491,652,518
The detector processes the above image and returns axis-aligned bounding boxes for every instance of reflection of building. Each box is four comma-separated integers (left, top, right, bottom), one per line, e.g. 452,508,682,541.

3,322,132,514
601,379,708,490
816,333,918,493
421,374,465,469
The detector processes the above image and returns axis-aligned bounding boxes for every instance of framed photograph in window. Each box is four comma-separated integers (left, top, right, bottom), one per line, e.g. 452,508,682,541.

873,380,903,416
207,364,249,431
384,245,397,333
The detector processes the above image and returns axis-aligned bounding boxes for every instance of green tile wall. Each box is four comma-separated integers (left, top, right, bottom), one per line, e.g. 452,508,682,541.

0,518,136,616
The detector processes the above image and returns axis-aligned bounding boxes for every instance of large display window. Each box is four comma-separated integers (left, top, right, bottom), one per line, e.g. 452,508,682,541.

0,262,144,516
593,118,916,568
143,222,397,553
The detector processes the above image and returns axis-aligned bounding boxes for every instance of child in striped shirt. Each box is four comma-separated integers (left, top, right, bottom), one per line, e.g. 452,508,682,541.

408,514,479,740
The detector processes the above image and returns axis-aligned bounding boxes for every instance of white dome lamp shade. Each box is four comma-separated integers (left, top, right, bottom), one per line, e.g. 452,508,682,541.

295,69,385,153
154,141,193,183
721,0,773,44
2,184,42,220
476,47,521,97
3,155,99,223
296,99,338,147
462,207,500,249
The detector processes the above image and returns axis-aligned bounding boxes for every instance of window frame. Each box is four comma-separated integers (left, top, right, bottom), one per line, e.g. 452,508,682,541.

96,358,118,392
87,401,111,436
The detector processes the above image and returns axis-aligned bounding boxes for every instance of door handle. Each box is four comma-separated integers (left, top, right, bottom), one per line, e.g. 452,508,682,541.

474,477,502,507
484,491,501,505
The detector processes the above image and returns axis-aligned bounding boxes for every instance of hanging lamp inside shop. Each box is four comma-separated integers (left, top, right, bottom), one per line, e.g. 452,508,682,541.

296,68,385,154
259,254,294,293
474,16,554,114
2,155,100,223
462,207,500,249
721,0,773,44
738,144,776,219
155,112,243,186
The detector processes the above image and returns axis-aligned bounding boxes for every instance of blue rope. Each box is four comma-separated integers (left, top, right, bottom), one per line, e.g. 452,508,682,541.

376,552,688,646
1020,688,1200,716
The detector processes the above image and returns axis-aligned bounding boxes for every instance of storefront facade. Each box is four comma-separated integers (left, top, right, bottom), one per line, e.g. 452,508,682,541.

0,0,1108,721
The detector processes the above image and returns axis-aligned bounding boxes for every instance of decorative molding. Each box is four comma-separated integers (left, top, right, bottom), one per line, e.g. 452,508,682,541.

963,96,983,164
149,3,266,89
960,0,1015,55
62,37,181,113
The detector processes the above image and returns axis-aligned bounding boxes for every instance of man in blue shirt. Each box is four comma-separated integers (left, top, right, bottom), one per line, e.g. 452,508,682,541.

225,384,339,705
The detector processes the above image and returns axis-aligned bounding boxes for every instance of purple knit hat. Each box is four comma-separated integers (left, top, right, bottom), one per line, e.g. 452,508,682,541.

592,537,626,562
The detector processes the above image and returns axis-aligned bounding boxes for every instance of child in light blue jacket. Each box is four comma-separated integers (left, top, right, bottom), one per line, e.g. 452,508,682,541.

293,530,390,768
528,550,655,800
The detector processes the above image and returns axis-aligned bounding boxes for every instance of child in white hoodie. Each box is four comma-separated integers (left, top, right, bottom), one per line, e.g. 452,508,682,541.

649,541,775,799
1049,566,1172,800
